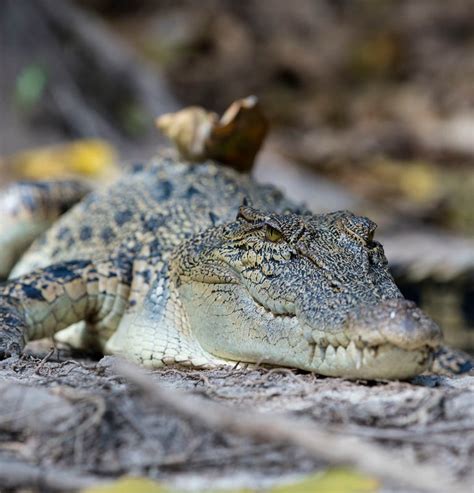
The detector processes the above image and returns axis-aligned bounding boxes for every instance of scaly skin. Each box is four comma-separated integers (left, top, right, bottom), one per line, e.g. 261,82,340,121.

0,156,466,378
0,180,91,279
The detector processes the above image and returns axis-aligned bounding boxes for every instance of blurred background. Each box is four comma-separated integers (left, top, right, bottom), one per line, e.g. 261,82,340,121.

1,0,473,352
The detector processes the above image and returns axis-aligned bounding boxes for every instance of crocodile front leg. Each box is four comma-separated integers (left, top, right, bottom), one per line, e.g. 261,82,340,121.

0,258,132,358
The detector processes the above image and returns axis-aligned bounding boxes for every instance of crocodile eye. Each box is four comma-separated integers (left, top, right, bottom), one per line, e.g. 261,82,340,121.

264,224,283,242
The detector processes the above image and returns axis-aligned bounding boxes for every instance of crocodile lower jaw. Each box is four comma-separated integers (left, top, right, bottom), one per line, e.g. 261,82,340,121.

210,341,432,380
179,281,434,379
248,295,432,379
298,340,432,379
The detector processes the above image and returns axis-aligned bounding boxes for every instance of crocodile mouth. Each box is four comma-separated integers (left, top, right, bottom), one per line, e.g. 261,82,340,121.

181,272,441,379
246,289,439,379
301,338,433,379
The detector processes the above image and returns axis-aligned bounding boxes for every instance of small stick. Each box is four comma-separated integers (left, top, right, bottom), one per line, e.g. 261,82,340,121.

34,346,55,375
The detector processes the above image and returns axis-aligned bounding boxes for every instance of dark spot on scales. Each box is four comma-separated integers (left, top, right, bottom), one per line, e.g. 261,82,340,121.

131,162,144,173
21,284,44,301
148,238,161,255
115,209,133,226
79,226,92,241
139,270,151,283
458,360,474,373
113,256,134,284
185,185,201,198
45,265,77,281
70,260,91,269
57,226,71,241
143,215,165,232
44,260,89,281
101,227,115,242
151,180,173,201
209,211,219,225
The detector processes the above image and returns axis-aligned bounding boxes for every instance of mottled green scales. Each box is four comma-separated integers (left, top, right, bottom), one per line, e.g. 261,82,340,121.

0,157,472,378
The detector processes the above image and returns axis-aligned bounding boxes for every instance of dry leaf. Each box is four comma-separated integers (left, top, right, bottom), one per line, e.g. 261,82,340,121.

156,106,218,161
156,96,268,172
81,469,378,493
82,476,171,493
269,468,379,493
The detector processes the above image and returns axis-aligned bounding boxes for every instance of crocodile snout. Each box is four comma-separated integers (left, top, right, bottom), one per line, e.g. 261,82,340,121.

346,299,443,350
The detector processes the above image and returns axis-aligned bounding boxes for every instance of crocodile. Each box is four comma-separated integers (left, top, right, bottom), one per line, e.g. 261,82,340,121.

1,93,473,379
2,151,472,379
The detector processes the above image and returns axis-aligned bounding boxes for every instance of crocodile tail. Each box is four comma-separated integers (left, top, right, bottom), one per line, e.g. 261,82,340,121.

0,180,90,279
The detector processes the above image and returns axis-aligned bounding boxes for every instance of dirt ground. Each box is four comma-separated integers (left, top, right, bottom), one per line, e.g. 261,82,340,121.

1,341,473,493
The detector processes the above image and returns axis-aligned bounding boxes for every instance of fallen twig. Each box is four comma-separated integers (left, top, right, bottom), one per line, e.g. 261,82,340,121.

34,346,56,375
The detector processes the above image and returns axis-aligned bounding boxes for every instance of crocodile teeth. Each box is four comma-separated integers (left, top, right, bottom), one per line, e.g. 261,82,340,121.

336,345,346,366
346,340,363,369
325,344,336,362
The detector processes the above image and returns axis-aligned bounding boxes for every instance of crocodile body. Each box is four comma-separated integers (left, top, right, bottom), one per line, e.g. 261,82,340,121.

0,155,466,379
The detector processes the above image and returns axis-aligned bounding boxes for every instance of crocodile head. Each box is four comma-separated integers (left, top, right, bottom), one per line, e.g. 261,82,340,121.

173,206,442,379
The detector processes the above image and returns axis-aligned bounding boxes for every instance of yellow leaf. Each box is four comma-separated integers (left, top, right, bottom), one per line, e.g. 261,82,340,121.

68,139,117,176
6,139,118,181
81,476,172,493
269,468,379,493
